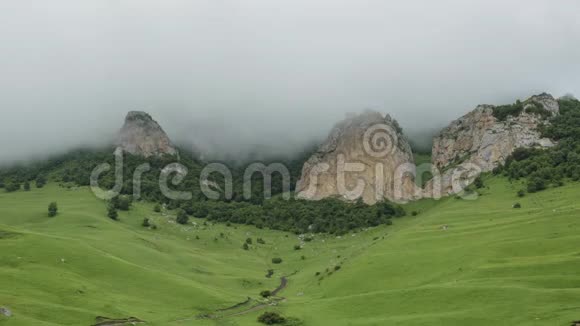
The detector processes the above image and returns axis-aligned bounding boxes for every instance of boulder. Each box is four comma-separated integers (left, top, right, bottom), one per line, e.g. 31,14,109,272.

0,307,12,317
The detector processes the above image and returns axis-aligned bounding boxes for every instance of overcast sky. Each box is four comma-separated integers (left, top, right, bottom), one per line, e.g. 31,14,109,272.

1,0,579,163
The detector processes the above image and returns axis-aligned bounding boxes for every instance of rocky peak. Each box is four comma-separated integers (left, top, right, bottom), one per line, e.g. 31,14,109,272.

116,111,178,157
527,92,559,114
296,110,418,204
427,93,558,197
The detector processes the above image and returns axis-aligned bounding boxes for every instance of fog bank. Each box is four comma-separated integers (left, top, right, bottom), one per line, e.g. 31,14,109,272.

1,0,579,164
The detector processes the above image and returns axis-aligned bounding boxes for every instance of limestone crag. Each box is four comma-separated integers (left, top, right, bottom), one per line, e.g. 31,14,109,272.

296,111,418,204
116,111,178,158
426,93,559,197
433,93,558,173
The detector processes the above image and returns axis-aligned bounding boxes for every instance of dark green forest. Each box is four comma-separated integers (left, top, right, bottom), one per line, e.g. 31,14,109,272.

0,144,406,234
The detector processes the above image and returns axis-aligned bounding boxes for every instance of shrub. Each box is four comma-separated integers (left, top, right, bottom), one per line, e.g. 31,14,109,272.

192,203,209,218
260,290,272,298
258,312,285,325
176,209,189,225
517,190,526,197
473,176,484,189
142,218,151,227
334,265,342,271
271,258,283,264
153,204,161,213
107,205,118,220
245,238,253,245
511,147,537,161
257,238,266,244
23,181,31,191
513,203,522,209
181,201,194,215
48,202,58,217
242,243,250,250
492,100,524,121
5,182,20,192
293,245,301,250
117,196,132,211
35,175,46,188
527,177,546,193
411,211,418,216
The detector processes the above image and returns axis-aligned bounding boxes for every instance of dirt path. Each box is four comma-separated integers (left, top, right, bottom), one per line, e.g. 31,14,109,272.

172,276,288,323
271,276,287,296
214,297,252,313
215,277,288,319
198,276,289,321
92,316,145,326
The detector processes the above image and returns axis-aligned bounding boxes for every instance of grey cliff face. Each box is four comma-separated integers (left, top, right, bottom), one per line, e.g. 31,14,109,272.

116,111,178,158
426,93,558,197
296,110,419,204
432,93,558,173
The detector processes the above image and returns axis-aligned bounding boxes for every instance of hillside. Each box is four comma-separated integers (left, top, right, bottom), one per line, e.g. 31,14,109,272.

1,177,579,325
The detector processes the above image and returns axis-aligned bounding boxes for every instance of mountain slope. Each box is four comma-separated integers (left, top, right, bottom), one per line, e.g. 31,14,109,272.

280,178,580,325
1,177,579,325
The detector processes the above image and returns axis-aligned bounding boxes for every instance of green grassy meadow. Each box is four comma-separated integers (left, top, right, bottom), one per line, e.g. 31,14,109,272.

1,178,579,325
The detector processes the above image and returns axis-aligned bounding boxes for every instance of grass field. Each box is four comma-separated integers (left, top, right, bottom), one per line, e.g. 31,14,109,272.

0,177,579,325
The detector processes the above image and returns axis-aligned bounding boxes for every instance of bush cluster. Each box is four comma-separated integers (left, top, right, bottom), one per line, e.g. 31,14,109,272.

188,198,404,235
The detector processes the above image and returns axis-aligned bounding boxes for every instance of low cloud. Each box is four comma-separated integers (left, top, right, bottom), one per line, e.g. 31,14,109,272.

1,0,579,164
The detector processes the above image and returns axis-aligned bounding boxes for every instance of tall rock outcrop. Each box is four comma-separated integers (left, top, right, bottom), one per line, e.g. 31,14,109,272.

296,111,419,204
426,93,558,197
116,111,178,157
